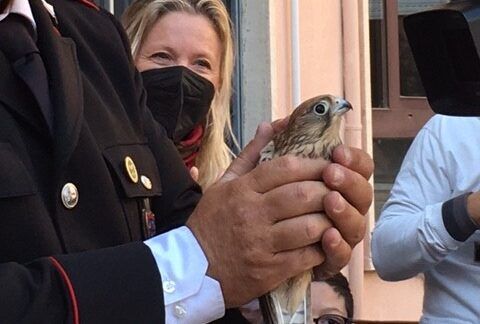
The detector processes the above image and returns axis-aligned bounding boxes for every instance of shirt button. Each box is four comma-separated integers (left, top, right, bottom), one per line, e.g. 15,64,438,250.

61,183,79,209
163,280,176,293
174,303,187,318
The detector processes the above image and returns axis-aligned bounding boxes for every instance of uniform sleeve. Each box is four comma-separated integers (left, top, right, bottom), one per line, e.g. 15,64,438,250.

0,242,165,323
371,125,464,281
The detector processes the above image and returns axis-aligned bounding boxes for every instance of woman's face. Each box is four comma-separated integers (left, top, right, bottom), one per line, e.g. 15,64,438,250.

311,282,347,321
135,11,222,90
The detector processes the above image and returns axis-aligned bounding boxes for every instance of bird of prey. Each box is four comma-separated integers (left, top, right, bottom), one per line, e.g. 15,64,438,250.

259,94,352,324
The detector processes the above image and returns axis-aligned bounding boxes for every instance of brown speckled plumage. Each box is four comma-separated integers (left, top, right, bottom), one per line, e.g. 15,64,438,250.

259,94,352,324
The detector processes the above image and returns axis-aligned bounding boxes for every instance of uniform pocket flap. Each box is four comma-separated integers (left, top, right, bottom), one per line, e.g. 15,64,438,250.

103,144,162,198
0,143,37,197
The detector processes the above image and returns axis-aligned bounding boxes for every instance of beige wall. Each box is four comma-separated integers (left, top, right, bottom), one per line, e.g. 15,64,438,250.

364,273,424,321
298,0,343,100
253,0,424,321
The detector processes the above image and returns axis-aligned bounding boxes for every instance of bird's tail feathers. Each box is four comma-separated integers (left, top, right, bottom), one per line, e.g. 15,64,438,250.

281,271,311,314
260,271,312,323
259,293,284,324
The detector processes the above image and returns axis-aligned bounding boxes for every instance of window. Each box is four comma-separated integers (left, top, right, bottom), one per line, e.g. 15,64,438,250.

369,0,449,218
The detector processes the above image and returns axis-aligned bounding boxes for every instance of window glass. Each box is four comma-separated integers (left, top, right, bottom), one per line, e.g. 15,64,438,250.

95,0,110,11
369,0,388,108
114,0,133,17
373,138,413,220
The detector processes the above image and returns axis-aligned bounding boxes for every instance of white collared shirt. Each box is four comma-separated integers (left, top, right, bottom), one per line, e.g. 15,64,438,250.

0,0,36,27
0,0,55,30
372,114,480,322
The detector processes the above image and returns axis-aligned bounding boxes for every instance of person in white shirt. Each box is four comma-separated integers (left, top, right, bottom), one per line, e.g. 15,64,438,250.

372,115,480,322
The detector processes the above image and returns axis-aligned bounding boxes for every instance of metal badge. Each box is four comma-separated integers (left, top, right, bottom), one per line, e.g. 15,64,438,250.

124,156,138,183
141,175,152,190
142,198,156,238
61,182,79,209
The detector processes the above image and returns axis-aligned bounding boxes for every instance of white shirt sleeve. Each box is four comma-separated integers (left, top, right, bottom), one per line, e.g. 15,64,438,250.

371,120,463,281
144,226,225,323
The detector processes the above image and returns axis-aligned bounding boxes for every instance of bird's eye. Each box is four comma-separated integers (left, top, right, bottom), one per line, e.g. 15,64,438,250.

313,101,329,116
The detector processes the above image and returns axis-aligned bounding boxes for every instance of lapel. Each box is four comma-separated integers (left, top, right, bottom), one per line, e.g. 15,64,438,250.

30,0,84,172
0,51,50,136
12,50,55,133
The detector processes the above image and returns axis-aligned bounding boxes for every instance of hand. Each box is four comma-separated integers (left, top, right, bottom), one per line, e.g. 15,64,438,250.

315,145,374,278
467,191,480,226
187,120,332,307
189,166,199,182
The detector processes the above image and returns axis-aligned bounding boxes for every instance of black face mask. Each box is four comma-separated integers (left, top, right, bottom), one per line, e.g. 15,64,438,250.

141,66,215,142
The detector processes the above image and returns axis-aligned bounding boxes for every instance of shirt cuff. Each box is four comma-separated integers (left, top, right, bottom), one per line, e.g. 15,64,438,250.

442,192,478,241
423,202,462,252
144,226,225,323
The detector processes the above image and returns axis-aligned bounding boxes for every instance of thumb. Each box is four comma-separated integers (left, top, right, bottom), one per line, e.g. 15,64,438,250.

220,122,274,183
189,166,199,182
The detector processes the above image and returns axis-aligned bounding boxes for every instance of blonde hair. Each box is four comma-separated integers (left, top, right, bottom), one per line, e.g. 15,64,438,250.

122,0,237,188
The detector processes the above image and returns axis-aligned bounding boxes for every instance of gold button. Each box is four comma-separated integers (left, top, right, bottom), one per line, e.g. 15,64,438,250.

61,183,79,209
141,175,152,190
124,156,138,183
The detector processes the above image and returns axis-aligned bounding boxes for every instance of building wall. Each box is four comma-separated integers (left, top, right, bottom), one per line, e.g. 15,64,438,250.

239,0,423,321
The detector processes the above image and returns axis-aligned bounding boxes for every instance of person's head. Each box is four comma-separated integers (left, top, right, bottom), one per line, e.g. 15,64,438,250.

311,273,354,324
122,0,235,188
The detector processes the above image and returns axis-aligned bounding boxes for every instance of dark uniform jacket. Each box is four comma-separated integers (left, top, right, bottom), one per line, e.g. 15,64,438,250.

0,0,202,322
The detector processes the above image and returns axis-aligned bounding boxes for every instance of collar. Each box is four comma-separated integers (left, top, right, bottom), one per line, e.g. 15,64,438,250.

0,0,56,32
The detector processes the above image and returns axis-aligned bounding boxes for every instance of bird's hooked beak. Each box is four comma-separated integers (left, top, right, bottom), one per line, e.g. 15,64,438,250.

332,97,353,115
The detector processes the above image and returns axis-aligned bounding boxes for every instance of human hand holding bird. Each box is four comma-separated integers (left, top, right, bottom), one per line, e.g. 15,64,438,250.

187,93,371,323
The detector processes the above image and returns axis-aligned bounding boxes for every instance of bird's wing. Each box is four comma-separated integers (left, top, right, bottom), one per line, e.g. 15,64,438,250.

260,140,275,163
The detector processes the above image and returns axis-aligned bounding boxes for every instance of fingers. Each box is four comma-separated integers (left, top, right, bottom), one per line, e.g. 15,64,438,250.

189,166,199,182
262,180,329,221
467,192,480,225
331,145,374,180
221,122,274,182
322,163,373,215
323,146,371,249
246,156,329,193
270,213,332,252
273,244,325,284
323,191,367,246
313,227,352,279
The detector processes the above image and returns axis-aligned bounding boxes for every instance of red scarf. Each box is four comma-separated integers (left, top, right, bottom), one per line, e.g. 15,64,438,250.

176,124,204,169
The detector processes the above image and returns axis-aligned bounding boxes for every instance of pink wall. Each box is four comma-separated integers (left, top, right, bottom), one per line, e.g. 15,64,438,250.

363,272,424,321
298,0,343,100
267,0,423,321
